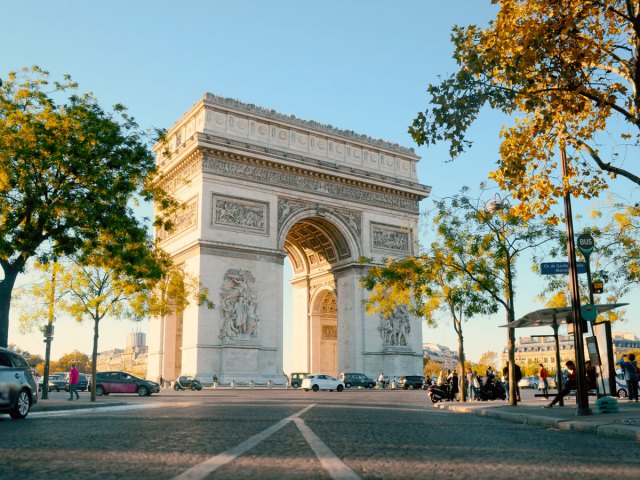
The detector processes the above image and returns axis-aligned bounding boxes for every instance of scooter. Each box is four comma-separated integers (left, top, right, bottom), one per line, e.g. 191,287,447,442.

427,383,455,403
478,379,506,401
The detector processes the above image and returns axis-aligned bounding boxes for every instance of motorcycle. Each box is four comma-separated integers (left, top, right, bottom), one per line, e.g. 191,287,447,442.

478,379,506,401
427,383,455,403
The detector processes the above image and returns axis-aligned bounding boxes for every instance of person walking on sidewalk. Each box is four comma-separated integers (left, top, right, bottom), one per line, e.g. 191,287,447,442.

616,354,639,402
544,361,576,408
68,364,80,400
538,364,549,399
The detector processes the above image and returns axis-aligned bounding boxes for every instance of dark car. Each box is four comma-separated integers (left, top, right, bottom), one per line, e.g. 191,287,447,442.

63,373,89,392
93,371,160,397
0,346,38,419
289,372,309,389
398,375,425,390
174,375,203,391
339,372,376,389
38,373,68,392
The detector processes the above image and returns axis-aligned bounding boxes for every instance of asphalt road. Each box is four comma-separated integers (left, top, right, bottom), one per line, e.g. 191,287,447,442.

1,389,637,479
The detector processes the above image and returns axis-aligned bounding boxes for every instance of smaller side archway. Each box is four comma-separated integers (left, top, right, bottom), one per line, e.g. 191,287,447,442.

310,288,338,377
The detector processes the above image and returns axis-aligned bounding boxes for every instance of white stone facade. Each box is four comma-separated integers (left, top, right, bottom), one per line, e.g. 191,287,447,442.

147,94,430,385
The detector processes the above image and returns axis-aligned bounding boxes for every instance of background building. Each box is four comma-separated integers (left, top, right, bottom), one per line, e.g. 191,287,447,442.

423,343,459,371
501,331,640,372
96,331,148,377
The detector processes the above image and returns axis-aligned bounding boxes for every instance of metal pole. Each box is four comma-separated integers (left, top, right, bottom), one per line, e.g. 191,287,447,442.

560,147,591,415
41,258,57,400
583,256,606,396
552,319,564,407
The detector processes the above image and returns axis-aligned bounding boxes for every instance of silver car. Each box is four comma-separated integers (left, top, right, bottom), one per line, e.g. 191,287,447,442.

0,347,38,419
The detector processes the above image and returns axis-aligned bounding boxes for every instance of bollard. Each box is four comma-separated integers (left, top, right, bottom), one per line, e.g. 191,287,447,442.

230,379,236,389
213,381,218,389
268,379,272,389
249,379,254,388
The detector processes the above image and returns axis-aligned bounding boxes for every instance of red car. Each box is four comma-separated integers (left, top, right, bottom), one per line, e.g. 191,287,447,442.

93,371,160,396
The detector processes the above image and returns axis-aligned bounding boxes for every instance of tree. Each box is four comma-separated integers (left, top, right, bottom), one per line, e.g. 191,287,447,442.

55,351,90,373
429,187,556,405
362,241,497,402
410,1,640,220
0,66,178,347
476,351,498,375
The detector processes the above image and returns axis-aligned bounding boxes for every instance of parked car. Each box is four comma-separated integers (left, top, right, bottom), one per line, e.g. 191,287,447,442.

92,371,160,396
398,375,425,390
339,372,376,389
0,346,38,419
38,373,68,392
289,372,309,389
301,374,344,392
518,376,539,389
616,371,629,398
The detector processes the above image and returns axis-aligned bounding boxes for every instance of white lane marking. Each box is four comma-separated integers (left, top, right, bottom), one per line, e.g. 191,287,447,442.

29,402,195,418
294,418,360,480
172,404,316,480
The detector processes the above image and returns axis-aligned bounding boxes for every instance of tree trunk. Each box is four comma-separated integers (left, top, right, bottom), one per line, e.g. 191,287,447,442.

457,331,466,402
0,264,20,348
90,317,100,402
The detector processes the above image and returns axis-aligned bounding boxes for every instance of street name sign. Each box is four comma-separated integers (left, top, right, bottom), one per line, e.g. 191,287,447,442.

540,262,587,275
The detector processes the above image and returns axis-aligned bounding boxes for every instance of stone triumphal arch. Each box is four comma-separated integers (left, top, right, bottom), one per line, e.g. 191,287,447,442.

147,95,430,384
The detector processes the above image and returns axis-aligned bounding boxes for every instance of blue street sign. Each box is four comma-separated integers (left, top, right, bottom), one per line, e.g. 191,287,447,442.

540,262,587,275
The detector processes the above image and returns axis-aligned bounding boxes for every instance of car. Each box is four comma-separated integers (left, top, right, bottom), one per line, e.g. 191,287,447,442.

398,375,425,390
38,373,68,392
92,371,160,396
616,371,629,398
53,372,89,392
0,346,38,419
174,375,203,391
301,374,344,392
339,372,376,389
518,376,539,389
289,372,309,389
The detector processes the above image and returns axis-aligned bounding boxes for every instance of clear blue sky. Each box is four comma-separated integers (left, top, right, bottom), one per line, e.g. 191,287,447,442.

3,1,637,366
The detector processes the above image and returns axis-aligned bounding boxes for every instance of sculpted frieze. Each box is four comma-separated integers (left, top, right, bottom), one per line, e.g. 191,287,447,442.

202,155,419,213
379,305,411,347
219,269,260,341
213,195,268,234
278,199,310,231
371,223,411,254
156,198,198,242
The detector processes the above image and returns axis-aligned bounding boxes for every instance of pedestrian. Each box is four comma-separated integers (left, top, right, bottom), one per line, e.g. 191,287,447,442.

544,360,577,408
68,363,80,401
378,371,386,389
538,363,549,399
466,368,474,401
502,362,522,402
585,360,597,391
472,371,481,400
616,354,639,402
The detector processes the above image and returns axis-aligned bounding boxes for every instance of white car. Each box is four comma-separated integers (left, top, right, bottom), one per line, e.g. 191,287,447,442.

518,376,539,389
301,374,344,392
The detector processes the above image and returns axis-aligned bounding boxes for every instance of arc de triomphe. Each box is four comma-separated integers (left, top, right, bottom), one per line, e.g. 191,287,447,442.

147,94,430,384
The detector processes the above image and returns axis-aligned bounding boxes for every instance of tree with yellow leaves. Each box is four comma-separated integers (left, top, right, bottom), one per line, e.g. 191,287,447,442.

0,67,179,348
410,1,640,220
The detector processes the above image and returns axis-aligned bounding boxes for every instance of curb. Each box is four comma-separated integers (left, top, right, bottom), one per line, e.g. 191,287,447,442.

435,403,640,441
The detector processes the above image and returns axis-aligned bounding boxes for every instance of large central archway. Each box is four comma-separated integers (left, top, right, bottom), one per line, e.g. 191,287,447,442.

147,94,430,385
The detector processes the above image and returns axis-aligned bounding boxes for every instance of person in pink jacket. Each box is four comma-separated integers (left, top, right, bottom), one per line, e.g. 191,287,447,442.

68,364,80,400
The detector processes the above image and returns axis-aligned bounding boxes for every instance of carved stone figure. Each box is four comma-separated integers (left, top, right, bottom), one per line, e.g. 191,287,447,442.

219,269,259,340
379,305,411,347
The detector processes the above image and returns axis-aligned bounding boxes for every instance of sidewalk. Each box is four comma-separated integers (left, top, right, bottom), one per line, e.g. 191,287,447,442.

32,397,128,412
435,396,640,441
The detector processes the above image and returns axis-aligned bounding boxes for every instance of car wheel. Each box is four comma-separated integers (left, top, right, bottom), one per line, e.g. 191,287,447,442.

312,384,319,392
408,384,414,390
137,385,149,397
191,385,197,391
9,389,31,419
367,382,374,389
292,382,300,389
337,385,344,392
173,384,180,391
618,388,628,398
345,382,352,389
95,385,105,396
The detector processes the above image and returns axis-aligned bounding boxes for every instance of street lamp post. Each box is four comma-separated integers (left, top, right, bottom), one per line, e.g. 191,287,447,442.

560,147,592,416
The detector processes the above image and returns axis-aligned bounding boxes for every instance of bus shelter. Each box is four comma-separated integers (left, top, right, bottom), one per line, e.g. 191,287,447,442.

502,303,628,405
